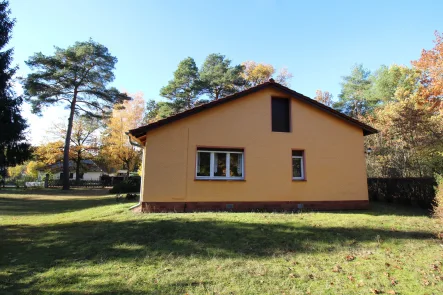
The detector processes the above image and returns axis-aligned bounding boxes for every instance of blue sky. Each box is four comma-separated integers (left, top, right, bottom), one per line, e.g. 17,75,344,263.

8,0,443,143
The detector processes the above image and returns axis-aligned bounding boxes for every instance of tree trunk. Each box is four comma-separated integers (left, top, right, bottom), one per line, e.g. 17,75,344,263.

75,150,81,184
125,160,130,180
62,90,77,190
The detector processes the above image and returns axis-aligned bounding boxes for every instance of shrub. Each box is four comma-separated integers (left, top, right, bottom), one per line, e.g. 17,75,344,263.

433,174,443,221
109,177,140,194
368,177,436,209
125,193,138,200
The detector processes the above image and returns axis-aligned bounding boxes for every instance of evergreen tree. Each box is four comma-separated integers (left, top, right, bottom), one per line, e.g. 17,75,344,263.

23,39,130,189
199,54,245,100
160,57,202,111
333,64,378,118
0,1,31,183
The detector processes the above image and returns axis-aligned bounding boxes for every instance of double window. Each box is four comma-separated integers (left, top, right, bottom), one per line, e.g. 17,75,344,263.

292,150,305,180
196,148,244,180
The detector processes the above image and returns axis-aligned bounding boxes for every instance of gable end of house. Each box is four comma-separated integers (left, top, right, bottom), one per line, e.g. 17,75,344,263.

129,81,378,145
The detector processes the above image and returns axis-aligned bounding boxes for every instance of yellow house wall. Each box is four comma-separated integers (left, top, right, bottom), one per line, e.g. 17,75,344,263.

141,88,368,202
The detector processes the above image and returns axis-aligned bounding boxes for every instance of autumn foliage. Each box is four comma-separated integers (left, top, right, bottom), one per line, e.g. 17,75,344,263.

101,93,145,178
328,32,443,179
412,31,443,109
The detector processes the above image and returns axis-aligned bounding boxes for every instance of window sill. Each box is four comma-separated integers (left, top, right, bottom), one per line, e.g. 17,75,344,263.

195,178,245,182
292,179,307,182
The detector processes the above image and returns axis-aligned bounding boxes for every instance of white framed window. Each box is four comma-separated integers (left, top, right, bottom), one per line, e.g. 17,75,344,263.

196,148,244,180
292,150,305,180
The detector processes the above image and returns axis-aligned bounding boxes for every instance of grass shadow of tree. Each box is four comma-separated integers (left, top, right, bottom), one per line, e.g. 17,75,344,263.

0,216,435,293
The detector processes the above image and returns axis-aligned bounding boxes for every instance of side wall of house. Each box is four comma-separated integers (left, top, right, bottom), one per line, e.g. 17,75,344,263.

141,88,369,210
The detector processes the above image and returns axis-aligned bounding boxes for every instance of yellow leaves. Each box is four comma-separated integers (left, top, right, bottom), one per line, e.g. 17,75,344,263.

34,141,65,165
241,61,275,86
25,161,45,179
102,93,145,169
241,61,292,87
7,164,26,179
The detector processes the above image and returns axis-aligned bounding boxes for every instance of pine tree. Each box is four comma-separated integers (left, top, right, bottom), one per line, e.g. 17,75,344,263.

0,1,31,183
23,39,130,189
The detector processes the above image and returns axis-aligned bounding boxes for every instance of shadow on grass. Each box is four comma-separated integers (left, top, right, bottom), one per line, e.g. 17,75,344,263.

0,187,110,196
0,196,117,216
324,201,432,217
0,189,116,216
0,215,435,294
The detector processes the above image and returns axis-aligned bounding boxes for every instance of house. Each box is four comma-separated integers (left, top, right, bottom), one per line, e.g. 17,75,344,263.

128,79,377,212
37,159,104,181
114,170,128,177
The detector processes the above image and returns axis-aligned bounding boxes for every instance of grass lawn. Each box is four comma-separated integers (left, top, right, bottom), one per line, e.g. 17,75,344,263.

1,189,442,294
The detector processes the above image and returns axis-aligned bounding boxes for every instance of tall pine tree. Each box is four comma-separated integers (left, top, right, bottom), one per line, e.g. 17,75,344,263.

24,40,130,190
333,64,378,118
160,57,202,111
0,1,31,183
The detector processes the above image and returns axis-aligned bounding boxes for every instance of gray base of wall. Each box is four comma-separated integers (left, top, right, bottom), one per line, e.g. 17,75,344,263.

140,200,369,213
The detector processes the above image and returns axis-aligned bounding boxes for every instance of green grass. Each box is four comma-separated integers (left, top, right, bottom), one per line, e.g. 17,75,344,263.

1,189,442,294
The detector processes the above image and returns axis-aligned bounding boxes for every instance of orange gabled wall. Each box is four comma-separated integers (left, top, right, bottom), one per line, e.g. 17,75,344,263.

141,88,369,203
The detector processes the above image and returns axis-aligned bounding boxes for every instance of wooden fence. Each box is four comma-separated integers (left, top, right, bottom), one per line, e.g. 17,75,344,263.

367,177,437,209
45,176,136,188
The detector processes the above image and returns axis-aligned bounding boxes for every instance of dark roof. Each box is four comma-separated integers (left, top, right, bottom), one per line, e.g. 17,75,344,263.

129,80,377,142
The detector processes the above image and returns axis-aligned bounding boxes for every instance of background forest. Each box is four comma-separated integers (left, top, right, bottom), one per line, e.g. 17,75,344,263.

2,0,442,184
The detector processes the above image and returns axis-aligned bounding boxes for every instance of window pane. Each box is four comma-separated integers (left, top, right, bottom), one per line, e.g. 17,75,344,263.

214,152,227,177
272,97,290,132
293,157,302,178
229,153,243,177
197,152,210,176
292,150,303,157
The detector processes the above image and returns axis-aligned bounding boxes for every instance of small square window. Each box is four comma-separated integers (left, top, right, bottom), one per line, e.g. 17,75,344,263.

292,150,305,180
